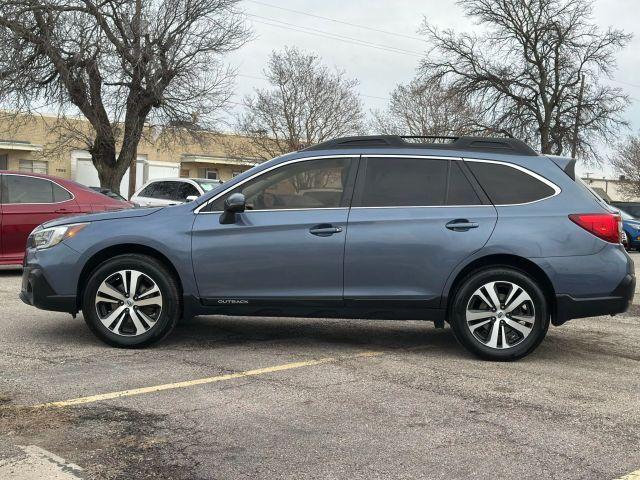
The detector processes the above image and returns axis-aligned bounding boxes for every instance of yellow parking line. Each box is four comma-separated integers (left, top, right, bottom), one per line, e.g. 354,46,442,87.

34,350,384,408
616,469,640,480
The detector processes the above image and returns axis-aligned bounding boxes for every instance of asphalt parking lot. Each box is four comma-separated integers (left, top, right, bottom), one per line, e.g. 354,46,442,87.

1,259,640,480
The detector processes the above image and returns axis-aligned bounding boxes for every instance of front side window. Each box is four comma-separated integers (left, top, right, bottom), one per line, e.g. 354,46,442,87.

208,158,353,211
175,182,200,201
4,175,59,204
467,161,556,205
139,181,178,200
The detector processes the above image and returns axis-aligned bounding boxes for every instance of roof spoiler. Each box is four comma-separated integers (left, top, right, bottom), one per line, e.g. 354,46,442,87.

547,155,576,180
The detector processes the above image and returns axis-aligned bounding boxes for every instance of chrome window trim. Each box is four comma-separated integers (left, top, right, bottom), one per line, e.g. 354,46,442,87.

194,153,561,214
195,154,359,214
2,172,76,205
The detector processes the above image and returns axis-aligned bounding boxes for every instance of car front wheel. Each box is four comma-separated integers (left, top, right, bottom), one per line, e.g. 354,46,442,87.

449,267,549,361
82,254,180,348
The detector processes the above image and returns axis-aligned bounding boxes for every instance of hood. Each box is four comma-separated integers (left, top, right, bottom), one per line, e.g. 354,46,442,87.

43,206,163,228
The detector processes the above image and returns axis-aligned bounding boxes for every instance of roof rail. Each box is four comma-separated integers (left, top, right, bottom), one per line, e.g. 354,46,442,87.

303,135,539,156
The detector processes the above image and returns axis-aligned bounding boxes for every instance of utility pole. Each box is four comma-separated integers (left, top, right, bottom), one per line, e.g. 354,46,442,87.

571,75,585,159
128,0,142,199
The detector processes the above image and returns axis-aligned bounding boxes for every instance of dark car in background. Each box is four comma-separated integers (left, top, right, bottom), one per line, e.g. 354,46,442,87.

610,201,640,218
89,186,132,204
618,208,640,251
0,172,132,265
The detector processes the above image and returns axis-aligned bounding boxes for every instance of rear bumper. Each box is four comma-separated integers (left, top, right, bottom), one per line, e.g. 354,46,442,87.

554,273,635,325
20,265,78,313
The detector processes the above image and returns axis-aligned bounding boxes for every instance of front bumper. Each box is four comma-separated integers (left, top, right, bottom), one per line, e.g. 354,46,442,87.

554,273,635,325
20,265,78,313
20,243,81,314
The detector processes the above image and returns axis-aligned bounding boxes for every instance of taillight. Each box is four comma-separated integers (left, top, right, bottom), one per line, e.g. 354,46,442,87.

569,213,621,243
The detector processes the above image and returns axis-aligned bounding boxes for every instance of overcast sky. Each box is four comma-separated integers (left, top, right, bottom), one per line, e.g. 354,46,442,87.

227,0,640,177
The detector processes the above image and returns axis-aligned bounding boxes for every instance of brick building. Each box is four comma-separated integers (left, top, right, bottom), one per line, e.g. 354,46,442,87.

0,114,260,193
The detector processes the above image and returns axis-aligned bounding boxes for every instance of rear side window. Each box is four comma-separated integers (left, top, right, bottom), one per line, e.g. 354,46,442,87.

53,183,72,202
467,161,556,205
359,158,448,207
448,161,480,205
356,157,480,207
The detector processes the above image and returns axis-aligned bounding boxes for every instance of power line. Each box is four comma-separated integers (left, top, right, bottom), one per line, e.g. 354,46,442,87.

247,15,423,58
245,0,427,43
236,74,390,101
611,78,640,89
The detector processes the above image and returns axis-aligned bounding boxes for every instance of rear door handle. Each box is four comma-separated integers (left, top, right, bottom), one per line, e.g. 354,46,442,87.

446,219,479,231
309,224,343,236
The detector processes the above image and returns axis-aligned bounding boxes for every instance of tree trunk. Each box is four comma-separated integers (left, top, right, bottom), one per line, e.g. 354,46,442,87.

91,135,126,194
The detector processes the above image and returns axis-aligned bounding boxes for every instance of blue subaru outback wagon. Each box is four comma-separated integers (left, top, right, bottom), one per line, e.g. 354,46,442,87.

20,136,635,360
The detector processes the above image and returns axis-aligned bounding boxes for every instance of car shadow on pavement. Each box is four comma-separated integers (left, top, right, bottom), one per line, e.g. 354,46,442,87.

168,315,463,354
30,314,464,357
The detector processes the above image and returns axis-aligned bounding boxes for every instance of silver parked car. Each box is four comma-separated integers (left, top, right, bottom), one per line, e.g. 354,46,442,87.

130,178,222,207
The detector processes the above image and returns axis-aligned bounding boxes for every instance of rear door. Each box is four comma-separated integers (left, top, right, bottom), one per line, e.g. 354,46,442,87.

1,174,79,262
344,155,497,311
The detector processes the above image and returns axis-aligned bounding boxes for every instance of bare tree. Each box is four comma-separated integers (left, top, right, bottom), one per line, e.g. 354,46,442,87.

371,78,485,137
235,47,365,160
610,134,640,199
419,0,631,160
0,0,249,194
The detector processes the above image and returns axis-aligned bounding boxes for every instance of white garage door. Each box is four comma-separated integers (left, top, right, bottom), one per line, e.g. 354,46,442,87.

74,157,145,197
145,162,180,181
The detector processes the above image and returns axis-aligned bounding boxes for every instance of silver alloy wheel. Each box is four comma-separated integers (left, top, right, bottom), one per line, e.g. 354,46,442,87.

95,270,163,337
465,281,535,350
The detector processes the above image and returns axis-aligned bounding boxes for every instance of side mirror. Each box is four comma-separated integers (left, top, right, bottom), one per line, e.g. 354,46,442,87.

219,193,246,224
185,195,199,203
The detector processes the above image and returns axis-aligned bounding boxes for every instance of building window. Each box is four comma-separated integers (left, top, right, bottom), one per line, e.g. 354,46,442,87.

0,154,7,170
198,168,218,180
19,160,48,174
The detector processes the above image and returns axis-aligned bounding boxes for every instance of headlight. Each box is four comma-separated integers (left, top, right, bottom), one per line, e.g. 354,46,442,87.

31,223,89,250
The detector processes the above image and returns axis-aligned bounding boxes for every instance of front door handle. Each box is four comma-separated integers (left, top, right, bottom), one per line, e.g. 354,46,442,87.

446,219,479,231
309,224,343,237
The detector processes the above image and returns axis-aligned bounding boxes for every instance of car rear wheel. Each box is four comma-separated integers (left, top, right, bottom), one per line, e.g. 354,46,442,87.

449,267,549,361
82,254,180,348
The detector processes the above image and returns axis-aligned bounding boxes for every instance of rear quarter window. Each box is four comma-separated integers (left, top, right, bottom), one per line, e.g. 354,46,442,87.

467,161,557,205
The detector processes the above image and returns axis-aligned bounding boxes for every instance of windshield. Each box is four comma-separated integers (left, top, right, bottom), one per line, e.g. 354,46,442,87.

195,180,222,192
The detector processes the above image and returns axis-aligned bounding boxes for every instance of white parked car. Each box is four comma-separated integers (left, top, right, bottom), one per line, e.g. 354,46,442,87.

130,178,223,207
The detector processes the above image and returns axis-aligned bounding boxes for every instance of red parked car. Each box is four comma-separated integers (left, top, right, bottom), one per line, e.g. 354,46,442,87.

0,171,133,265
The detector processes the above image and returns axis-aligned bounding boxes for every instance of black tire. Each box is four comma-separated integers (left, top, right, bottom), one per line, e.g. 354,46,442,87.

82,254,181,348
449,267,549,361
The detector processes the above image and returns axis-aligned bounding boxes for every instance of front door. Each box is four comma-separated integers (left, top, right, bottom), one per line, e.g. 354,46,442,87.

191,156,358,305
344,156,497,311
